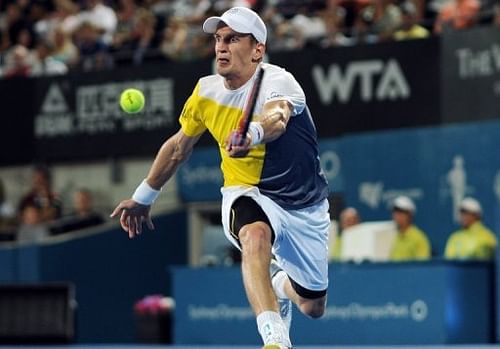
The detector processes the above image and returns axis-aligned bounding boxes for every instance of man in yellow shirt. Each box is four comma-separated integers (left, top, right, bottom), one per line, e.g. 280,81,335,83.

389,196,431,261
445,197,497,260
393,2,429,41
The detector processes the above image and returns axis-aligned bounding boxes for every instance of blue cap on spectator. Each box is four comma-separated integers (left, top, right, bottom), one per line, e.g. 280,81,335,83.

203,7,267,44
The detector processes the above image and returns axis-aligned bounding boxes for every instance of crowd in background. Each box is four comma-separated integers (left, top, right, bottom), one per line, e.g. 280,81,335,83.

330,195,497,263
0,166,105,242
0,0,499,78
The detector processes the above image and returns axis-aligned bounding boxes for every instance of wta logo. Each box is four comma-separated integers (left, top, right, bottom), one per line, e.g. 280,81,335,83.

312,59,410,104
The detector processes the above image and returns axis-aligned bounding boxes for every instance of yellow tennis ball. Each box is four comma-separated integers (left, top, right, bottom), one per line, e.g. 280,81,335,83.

120,88,145,114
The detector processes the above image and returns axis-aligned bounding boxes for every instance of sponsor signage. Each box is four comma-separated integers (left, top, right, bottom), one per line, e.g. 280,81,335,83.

441,26,500,122
173,261,493,345
32,61,211,161
270,38,441,137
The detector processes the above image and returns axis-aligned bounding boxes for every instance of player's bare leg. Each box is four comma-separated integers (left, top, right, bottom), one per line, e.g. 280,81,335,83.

239,221,291,349
272,267,326,319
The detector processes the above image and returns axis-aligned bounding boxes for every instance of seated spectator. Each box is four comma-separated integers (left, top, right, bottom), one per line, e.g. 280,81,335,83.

434,0,480,34
50,188,105,235
17,203,50,243
319,0,348,47
393,1,430,40
30,39,68,76
2,44,32,78
0,3,32,52
351,5,379,44
51,26,79,68
389,196,431,261
0,178,15,221
112,8,158,65
18,165,62,222
74,21,113,71
494,1,500,25
0,178,16,240
330,207,361,261
160,18,212,62
444,197,497,260
372,0,403,41
65,0,117,44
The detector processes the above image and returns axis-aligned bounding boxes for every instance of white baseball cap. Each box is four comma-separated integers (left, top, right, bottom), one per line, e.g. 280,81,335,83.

392,196,416,214
202,7,267,44
460,197,482,215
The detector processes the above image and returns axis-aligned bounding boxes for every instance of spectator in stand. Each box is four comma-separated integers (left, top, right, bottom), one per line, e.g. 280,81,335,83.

51,26,79,67
50,188,105,235
351,4,379,44
0,178,16,237
30,39,68,76
160,17,212,61
494,1,500,25
17,203,50,243
65,0,117,44
112,8,158,65
372,0,403,41
389,196,431,261
434,0,480,34
330,207,361,261
319,0,348,47
0,3,33,51
18,165,62,223
74,21,113,71
444,197,497,260
2,44,32,78
393,1,430,40
34,0,80,41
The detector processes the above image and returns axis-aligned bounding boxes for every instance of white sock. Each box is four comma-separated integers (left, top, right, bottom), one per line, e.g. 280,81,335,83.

257,311,291,347
272,270,289,300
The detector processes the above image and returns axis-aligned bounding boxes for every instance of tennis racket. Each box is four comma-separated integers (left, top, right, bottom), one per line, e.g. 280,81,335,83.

236,67,265,146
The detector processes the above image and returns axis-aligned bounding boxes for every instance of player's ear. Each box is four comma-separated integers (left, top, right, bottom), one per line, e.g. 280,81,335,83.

252,43,265,62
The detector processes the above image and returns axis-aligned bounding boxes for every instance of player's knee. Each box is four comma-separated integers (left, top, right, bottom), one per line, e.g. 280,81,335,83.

298,299,326,319
238,223,272,251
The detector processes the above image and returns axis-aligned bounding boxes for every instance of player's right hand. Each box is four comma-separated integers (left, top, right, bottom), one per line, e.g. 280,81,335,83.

110,199,154,239
225,130,251,157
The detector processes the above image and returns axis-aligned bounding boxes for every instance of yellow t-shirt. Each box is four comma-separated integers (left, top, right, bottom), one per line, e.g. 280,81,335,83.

390,224,431,261
179,63,329,209
444,221,497,260
393,25,430,41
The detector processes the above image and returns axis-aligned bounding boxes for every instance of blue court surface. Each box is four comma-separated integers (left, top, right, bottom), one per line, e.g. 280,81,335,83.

2,345,500,349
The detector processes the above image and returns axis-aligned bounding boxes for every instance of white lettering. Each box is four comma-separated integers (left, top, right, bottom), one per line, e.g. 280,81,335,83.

456,44,500,79
377,59,410,100
312,59,410,104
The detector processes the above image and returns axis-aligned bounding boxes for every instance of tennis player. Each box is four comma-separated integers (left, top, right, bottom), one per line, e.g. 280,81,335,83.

111,7,330,349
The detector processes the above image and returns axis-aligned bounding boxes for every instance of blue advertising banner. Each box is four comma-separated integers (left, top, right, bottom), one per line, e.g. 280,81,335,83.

173,261,493,345
177,147,222,202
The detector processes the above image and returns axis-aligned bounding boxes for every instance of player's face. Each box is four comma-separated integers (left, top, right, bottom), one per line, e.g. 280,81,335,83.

214,26,262,86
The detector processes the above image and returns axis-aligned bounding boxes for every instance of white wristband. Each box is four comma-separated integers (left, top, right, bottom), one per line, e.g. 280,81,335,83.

132,179,161,205
248,121,264,146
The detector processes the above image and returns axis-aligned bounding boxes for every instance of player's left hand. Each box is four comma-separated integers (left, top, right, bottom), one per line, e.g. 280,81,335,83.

226,130,251,157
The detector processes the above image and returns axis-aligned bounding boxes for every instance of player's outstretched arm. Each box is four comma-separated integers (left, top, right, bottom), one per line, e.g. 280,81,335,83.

110,129,201,238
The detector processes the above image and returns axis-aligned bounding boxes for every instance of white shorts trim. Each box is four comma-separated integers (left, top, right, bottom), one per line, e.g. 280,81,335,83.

221,186,330,292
